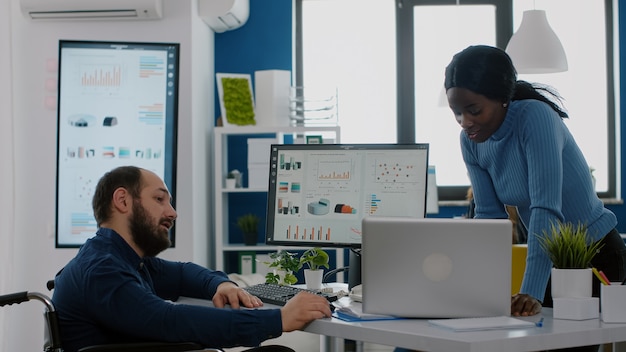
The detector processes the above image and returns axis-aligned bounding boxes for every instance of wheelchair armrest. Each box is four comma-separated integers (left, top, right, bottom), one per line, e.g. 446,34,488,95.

78,342,220,352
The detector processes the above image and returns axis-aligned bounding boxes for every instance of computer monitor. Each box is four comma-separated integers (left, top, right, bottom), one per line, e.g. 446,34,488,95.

265,143,430,248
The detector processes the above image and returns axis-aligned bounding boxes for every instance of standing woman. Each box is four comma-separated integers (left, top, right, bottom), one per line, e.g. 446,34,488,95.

444,45,626,329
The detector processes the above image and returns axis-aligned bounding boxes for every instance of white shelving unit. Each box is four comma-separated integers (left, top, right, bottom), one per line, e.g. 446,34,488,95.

212,126,342,274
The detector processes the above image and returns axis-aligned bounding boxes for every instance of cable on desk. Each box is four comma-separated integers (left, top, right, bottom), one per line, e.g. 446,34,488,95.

323,267,349,283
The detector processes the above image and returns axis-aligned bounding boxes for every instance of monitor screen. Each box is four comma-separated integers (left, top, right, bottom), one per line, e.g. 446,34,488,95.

55,40,179,248
265,143,429,248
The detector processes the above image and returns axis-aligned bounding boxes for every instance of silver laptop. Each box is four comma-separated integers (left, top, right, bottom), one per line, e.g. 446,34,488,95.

361,217,512,318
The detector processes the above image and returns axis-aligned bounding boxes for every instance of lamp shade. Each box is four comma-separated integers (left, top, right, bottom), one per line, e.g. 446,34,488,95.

505,9,568,74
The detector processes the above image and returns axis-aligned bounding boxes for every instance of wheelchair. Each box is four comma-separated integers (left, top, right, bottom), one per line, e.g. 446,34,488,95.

0,290,218,352
1,285,297,352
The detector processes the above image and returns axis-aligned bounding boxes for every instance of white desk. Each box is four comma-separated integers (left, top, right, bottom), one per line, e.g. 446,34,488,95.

306,308,626,352
179,291,626,352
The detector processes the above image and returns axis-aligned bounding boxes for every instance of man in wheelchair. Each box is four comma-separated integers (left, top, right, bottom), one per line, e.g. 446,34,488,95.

51,166,332,352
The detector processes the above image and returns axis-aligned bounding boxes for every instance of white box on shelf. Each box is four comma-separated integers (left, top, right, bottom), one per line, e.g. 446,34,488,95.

254,69,291,127
601,283,626,323
248,164,270,189
247,138,276,165
553,297,599,320
238,252,255,275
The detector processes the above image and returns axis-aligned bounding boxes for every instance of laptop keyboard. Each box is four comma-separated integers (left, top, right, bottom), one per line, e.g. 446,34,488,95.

244,283,338,306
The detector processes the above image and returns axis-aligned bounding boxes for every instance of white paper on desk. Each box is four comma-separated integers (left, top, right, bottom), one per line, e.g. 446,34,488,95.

335,301,396,320
428,316,535,332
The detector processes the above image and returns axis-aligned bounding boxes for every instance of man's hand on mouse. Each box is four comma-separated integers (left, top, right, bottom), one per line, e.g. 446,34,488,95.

280,292,333,331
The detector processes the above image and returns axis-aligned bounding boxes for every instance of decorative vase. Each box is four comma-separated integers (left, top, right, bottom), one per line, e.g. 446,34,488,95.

304,269,324,290
551,268,593,298
243,232,257,246
225,178,236,189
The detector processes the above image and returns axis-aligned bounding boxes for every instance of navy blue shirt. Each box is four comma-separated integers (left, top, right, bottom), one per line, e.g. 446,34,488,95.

52,228,282,352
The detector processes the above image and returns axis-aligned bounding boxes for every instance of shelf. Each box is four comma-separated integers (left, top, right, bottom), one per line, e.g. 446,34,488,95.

221,244,324,252
220,187,267,193
212,125,341,274
214,125,341,135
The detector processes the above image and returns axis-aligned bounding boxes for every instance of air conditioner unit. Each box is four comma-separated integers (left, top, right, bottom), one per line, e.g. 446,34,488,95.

20,0,163,20
198,0,249,33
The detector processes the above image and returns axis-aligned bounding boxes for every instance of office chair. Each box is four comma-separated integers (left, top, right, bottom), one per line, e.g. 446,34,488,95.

0,290,219,352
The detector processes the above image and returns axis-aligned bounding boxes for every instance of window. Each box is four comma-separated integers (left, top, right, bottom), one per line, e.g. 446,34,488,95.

296,0,396,143
406,2,502,198
297,0,617,201
511,0,616,199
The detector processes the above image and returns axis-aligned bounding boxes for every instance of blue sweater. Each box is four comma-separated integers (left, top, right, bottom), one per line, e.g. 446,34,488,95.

52,228,282,352
461,99,617,301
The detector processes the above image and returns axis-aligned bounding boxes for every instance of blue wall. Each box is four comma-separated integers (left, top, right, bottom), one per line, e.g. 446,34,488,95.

215,0,292,122
215,1,294,272
215,0,626,231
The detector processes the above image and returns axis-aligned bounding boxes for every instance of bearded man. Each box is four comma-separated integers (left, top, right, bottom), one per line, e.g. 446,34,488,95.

52,166,330,352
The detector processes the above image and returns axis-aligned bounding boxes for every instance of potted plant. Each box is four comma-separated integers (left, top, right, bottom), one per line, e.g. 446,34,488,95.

536,221,604,299
263,250,300,285
236,213,260,246
225,171,237,189
299,247,330,290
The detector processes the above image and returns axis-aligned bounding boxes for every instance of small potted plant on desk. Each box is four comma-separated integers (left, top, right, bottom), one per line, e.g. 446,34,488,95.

299,247,330,290
264,250,300,285
236,213,260,246
537,221,604,320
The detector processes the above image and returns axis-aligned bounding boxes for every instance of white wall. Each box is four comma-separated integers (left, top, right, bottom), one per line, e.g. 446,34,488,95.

0,0,16,346
1,1,215,350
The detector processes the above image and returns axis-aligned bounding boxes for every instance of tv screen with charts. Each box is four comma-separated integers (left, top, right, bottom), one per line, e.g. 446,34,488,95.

55,40,179,248
266,143,429,248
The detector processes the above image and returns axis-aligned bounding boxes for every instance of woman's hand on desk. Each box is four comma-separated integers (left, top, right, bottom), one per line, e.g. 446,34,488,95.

281,292,333,332
212,282,263,309
511,293,542,316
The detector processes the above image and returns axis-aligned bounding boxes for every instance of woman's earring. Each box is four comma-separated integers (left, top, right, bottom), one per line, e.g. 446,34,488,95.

503,103,508,108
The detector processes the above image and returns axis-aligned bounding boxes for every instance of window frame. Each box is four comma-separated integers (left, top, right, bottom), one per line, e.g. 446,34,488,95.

295,0,617,202
397,0,512,201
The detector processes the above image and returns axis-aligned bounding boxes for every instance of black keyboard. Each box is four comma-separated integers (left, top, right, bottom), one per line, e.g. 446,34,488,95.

244,283,338,306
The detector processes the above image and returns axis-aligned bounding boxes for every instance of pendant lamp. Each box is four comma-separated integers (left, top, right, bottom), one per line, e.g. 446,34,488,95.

505,9,568,74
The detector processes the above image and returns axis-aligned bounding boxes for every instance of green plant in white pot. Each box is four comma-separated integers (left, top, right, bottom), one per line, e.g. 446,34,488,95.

536,221,604,299
299,247,330,290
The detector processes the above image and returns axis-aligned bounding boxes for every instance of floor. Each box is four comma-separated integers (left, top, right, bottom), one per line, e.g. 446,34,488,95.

223,333,616,352
223,331,396,352
351,342,395,352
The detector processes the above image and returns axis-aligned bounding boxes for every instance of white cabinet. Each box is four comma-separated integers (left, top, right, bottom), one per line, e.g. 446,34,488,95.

212,126,342,274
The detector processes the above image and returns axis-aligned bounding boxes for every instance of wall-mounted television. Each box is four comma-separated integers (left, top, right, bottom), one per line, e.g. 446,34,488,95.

55,40,179,248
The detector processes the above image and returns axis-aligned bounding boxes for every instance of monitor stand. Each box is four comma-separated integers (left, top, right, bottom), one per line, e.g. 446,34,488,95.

348,249,361,291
